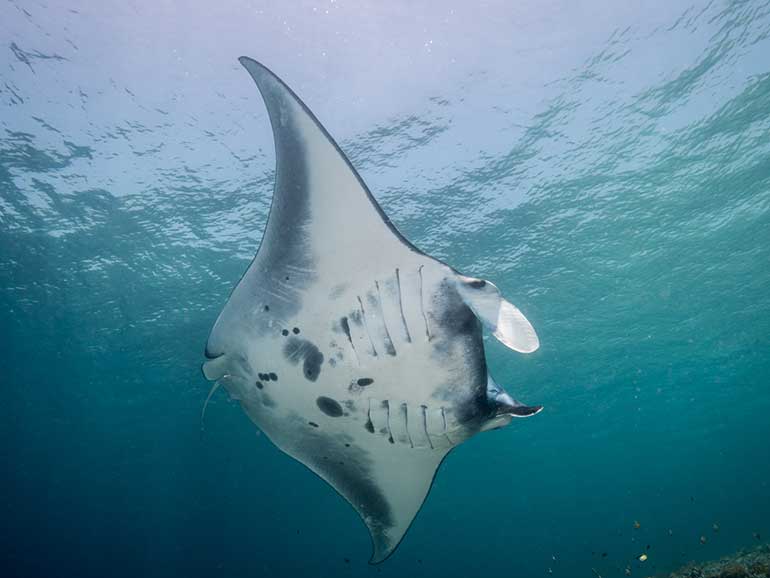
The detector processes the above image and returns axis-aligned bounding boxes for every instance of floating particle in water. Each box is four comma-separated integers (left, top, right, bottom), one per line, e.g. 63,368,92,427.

668,529,674,536
547,568,553,574
700,535,707,544
633,520,641,529
753,531,761,540
601,552,607,558
625,566,631,576
638,553,648,562
712,522,720,533
343,558,350,564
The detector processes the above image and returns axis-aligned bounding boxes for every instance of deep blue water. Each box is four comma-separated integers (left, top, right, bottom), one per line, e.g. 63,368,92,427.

2,1,769,577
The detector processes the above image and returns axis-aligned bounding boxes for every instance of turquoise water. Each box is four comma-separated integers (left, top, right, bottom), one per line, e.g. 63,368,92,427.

2,1,769,577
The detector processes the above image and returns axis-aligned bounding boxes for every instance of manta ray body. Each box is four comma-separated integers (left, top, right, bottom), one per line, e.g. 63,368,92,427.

203,57,542,563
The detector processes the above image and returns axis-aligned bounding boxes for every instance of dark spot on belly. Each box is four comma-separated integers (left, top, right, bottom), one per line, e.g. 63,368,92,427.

263,305,270,312
283,336,324,382
255,381,263,390
316,396,343,417
357,378,374,387
269,372,277,381
364,419,375,433
282,329,289,336
329,358,337,367
293,327,300,334
344,443,350,447
261,394,276,408
468,279,486,288
308,421,319,428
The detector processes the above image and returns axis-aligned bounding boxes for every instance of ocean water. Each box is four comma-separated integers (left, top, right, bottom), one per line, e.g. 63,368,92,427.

2,1,769,577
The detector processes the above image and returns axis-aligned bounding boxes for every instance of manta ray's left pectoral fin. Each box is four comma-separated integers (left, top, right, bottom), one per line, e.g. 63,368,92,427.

455,274,540,353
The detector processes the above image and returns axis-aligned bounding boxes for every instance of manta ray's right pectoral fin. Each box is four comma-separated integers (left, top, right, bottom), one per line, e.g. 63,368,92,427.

454,274,540,353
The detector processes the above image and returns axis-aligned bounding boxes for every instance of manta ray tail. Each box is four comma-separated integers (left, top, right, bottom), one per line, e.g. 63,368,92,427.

200,381,221,431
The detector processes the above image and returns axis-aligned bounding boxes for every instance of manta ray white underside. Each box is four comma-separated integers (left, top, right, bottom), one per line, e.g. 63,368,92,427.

202,57,542,563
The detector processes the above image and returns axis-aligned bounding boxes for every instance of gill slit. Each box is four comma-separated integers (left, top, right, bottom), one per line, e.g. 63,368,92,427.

402,402,414,448
383,400,393,443
395,268,412,343
357,296,378,357
420,405,434,450
375,280,397,356
441,407,454,446
418,265,432,340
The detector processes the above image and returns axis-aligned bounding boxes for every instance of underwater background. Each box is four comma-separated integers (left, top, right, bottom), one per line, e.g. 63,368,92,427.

2,1,769,576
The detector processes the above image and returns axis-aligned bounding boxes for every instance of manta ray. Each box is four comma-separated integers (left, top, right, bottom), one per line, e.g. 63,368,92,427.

202,57,542,563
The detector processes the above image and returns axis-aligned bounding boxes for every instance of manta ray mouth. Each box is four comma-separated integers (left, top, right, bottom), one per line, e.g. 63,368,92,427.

508,404,544,418
201,352,228,381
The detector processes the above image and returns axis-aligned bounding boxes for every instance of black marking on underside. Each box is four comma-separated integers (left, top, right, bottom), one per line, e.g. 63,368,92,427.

394,268,412,343
417,265,432,340
282,411,394,560
365,399,375,433
339,316,359,364
357,378,374,387
374,281,397,356
356,296,378,357
261,393,276,408
317,396,344,417
283,336,324,382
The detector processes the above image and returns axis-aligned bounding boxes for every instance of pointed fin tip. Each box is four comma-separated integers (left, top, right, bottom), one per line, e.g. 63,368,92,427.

237,56,278,87
368,537,395,565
